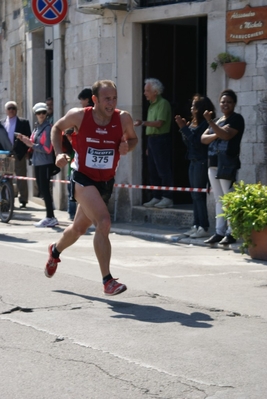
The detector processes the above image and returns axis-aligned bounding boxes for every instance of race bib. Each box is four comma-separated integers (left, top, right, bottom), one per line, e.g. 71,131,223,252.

86,147,114,169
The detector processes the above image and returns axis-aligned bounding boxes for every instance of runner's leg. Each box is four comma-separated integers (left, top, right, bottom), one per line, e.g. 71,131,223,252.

64,184,111,277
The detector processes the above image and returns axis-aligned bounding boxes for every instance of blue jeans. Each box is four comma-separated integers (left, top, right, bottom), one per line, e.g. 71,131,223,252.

147,133,173,200
188,159,209,230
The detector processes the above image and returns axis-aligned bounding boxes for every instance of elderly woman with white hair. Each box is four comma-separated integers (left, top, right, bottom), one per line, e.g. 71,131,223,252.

16,102,59,227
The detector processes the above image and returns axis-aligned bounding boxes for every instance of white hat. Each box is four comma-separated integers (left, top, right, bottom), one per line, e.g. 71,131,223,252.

5,101,18,110
33,102,48,114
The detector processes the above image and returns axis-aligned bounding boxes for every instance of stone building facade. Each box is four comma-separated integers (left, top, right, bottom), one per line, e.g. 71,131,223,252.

1,0,267,223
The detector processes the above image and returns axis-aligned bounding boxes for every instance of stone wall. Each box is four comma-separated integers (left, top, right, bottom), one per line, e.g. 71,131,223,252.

0,0,27,119
1,0,267,220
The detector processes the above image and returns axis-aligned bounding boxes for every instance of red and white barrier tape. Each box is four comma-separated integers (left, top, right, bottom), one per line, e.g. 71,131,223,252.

114,184,209,192
3,174,209,192
4,174,69,184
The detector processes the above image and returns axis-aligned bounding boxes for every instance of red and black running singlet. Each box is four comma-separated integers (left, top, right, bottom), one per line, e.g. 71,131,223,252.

71,107,123,181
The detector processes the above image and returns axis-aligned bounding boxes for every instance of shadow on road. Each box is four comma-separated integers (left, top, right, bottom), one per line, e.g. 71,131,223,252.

54,290,214,328
0,234,37,243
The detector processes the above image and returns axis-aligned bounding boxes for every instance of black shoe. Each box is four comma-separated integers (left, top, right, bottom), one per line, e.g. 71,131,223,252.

20,202,27,209
204,233,224,244
219,234,236,245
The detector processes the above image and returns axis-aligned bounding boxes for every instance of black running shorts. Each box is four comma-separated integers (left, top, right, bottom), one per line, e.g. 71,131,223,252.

70,170,115,206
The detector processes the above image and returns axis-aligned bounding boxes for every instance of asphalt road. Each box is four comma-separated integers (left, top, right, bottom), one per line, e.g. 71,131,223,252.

0,203,267,399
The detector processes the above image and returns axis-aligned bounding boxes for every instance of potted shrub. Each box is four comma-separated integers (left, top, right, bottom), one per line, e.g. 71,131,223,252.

220,181,267,260
210,52,246,79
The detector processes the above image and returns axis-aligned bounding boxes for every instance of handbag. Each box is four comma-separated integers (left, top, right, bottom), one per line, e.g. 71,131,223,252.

216,151,240,181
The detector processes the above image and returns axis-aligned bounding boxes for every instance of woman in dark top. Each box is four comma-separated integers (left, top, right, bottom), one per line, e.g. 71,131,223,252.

175,95,216,238
201,89,245,245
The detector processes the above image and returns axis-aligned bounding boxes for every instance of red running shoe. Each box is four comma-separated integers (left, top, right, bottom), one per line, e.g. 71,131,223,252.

104,278,127,296
45,243,61,278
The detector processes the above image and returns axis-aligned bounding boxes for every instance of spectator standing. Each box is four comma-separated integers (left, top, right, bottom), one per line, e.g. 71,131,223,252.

45,79,138,296
78,88,94,107
46,97,53,125
1,101,31,208
201,89,245,245
134,78,173,208
16,102,59,227
175,95,216,238
0,122,12,151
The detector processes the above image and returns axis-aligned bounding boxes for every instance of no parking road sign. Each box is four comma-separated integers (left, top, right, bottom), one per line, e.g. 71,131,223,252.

31,0,68,25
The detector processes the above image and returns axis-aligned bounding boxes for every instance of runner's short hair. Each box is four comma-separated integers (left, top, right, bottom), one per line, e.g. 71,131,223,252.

92,80,117,99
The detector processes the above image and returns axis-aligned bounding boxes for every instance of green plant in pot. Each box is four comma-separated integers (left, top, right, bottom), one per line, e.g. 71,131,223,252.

210,52,241,72
210,52,246,79
220,181,267,258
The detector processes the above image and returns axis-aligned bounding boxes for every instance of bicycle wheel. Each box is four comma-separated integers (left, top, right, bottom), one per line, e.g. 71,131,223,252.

0,180,14,223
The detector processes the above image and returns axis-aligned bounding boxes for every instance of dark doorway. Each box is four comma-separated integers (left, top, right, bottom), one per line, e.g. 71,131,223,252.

142,17,207,204
46,49,53,98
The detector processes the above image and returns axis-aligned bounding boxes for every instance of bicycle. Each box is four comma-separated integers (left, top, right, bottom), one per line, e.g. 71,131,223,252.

0,151,15,223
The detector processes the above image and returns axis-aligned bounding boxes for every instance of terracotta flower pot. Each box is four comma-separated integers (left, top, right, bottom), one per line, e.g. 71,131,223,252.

223,62,246,79
248,227,267,261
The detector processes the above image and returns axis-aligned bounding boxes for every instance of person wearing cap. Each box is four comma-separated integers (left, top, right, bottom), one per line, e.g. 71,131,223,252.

1,101,31,208
16,102,59,227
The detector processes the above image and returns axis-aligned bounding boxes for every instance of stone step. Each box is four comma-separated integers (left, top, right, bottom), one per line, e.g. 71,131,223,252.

131,205,193,227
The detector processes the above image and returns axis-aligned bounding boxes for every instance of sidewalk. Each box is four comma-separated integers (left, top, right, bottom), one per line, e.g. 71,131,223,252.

10,199,241,253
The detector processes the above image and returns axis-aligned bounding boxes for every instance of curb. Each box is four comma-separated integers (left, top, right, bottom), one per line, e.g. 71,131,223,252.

110,226,241,252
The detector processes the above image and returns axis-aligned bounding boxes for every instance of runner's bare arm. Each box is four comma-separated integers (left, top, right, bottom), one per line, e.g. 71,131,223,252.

119,111,138,155
51,108,84,167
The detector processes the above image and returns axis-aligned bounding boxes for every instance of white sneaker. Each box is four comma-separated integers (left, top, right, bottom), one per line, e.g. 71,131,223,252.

190,226,210,238
34,217,58,228
143,198,160,207
154,197,173,208
184,225,197,236
47,217,59,227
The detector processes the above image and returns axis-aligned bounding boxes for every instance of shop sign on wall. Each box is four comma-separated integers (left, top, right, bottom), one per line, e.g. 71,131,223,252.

226,5,267,44
23,0,42,32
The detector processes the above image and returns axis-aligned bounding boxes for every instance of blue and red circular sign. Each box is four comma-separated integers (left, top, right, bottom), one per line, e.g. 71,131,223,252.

31,0,68,25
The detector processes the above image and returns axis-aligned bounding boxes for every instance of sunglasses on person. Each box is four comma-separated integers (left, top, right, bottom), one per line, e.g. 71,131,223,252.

7,106,17,110
35,111,47,115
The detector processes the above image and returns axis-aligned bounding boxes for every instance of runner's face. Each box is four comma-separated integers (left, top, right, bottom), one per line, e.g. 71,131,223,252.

95,87,117,117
